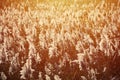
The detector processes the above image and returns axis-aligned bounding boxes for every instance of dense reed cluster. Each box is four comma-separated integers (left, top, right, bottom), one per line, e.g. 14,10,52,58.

0,0,120,80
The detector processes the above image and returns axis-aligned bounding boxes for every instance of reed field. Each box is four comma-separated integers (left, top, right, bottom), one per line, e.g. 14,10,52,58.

0,0,120,80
